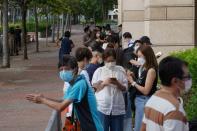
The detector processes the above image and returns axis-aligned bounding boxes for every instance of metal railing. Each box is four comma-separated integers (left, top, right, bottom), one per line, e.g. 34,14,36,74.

45,110,62,131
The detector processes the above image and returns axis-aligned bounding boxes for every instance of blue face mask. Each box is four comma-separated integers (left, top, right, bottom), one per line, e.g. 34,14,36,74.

59,70,74,82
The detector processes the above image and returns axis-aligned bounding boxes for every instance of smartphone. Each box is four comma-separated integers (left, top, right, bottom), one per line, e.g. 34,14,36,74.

110,78,117,81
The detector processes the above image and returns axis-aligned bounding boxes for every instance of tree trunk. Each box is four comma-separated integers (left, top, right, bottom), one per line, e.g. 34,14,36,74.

195,0,197,47
101,0,105,21
2,0,9,68
61,13,65,37
56,16,60,40
45,14,48,46
12,8,15,24
0,10,3,27
65,14,69,31
69,15,72,32
51,15,55,43
34,4,39,52
21,5,28,60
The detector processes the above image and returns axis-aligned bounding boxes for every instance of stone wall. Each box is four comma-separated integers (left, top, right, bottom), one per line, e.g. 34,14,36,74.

119,0,195,55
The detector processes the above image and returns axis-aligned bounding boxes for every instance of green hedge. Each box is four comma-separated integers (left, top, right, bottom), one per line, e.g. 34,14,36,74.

172,48,197,120
26,21,51,32
0,21,51,33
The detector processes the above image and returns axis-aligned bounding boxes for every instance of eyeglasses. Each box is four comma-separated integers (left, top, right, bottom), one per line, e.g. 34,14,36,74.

182,74,192,80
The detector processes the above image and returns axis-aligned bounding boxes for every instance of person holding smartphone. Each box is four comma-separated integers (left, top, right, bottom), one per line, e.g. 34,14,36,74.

92,48,128,131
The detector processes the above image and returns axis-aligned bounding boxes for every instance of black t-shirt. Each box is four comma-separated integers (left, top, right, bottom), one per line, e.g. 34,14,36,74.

136,67,158,96
86,63,100,82
123,46,138,77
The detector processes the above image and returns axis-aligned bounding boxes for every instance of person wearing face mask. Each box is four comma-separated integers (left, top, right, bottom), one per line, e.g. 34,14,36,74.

123,32,134,49
63,47,93,94
106,34,124,67
141,56,190,131
127,45,158,131
26,55,104,131
83,26,92,47
90,32,105,54
62,47,93,119
86,50,103,82
128,40,143,78
92,48,128,131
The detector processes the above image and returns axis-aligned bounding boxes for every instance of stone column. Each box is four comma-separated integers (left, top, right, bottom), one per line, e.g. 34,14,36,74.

144,0,195,55
121,0,145,49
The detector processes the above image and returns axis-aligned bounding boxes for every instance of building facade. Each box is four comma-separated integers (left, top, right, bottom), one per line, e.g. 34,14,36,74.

118,0,195,55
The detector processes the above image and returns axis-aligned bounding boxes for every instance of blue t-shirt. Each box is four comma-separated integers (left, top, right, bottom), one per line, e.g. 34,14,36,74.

64,75,103,131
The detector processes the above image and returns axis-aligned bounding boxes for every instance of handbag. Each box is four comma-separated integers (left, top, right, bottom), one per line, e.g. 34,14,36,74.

62,107,80,131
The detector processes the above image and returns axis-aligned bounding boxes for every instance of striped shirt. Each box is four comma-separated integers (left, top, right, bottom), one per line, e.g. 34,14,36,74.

141,90,189,131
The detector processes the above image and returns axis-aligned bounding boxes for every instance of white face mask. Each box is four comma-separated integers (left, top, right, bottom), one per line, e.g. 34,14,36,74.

137,57,145,65
184,79,192,93
105,62,116,68
98,58,103,64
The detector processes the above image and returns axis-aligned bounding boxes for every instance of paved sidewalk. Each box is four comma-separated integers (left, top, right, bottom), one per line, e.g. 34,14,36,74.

0,25,84,131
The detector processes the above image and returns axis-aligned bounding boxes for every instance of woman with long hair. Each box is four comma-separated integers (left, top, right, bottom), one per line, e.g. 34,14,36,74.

127,45,158,131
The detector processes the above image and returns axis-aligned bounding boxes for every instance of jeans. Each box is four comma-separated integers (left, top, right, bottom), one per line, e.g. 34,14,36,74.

134,95,150,131
124,92,133,131
98,111,124,131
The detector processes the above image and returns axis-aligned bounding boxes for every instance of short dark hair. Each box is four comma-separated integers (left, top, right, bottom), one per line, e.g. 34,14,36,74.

103,48,116,60
84,26,90,33
95,26,102,31
106,43,114,49
105,24,111,31
134,40,143,46
107,34,119,44
64,31,71,38
123,32,132,39
100,33,106,40
140,36,152,45
75,47,93,62
58,55,78,70
159,56,186,86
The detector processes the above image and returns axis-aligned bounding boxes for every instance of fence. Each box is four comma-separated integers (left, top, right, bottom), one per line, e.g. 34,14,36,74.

45,110,62,131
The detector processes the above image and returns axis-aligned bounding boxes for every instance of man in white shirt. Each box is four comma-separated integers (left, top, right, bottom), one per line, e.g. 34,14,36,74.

141,56,190,131
92,48,128,131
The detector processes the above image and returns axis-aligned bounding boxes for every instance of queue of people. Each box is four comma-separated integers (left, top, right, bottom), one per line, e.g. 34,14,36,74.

26,24,192,131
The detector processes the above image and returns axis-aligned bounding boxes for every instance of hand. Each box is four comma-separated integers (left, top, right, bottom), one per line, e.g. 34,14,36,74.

102,78,112,86
109,78,118,85
26,94,44,104
129,60,136,64
127,72,134,84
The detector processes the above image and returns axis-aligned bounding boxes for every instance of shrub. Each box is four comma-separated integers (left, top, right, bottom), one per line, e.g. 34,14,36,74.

172,48,197,120
26,21,51,32
0,21,51,34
